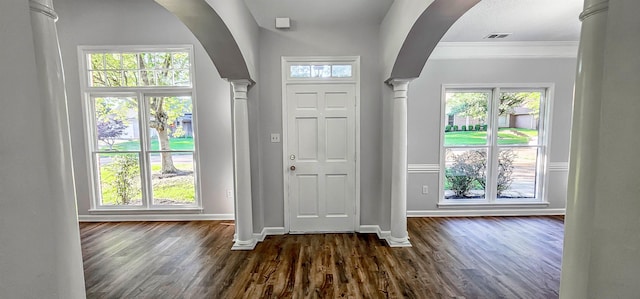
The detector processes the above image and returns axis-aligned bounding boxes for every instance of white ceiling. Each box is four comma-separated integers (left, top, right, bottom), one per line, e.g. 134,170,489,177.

441,0,584,42
243,0,583,42
243,0,394,28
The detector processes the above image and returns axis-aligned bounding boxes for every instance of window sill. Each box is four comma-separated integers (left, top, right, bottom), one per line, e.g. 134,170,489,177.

437,201,550,209
88,207,204,214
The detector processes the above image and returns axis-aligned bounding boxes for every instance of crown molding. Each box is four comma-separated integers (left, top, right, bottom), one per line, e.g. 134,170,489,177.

430,41,579,60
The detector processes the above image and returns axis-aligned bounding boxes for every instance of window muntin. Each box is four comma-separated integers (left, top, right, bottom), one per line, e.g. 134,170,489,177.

289,64,353,79
86,51,191,87
442,88,548,203
82,46,199,210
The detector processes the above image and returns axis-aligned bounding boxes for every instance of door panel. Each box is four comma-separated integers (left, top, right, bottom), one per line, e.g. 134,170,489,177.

287,84,356,232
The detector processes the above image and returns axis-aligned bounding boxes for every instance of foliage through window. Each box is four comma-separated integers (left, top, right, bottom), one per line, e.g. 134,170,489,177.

442,88,548,203
82,46,199,209
290,64,352,78
87,51,191,87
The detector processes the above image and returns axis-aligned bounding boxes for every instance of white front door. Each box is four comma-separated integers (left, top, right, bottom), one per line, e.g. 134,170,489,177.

286,83,356,233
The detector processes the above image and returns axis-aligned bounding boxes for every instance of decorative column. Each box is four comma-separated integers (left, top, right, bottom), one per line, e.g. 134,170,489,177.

387,79,412,247
230,79,256,250
29,0,86,296
559,0,608,297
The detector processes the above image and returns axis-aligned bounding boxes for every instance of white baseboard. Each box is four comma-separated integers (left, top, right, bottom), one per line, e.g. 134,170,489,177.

78,213,234,222
253,227,285,242
407,208,565,217
359,225,391,240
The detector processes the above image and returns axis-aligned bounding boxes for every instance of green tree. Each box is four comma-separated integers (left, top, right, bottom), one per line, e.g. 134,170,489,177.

446,92,488,122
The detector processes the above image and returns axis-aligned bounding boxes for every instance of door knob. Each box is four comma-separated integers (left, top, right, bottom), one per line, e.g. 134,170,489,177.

290,165,296,171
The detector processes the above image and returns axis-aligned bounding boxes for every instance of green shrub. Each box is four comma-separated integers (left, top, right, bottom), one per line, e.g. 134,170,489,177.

445,150,486,197
497,150,516,196
453,125,459,131
109,155,140,205
461,125,467,131
482,124,488,131
445,125,452,132
475,124,481,131
468,125,474,131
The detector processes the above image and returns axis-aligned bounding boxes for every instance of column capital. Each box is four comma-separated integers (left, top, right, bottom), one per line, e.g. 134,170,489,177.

580,0,608,21
387,78,414,101
229,79,253,101
386,78,414,90
29,0,58,21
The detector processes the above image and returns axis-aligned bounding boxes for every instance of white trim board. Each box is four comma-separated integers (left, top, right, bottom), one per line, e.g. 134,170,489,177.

407,209,565,217
408,164,440,174
430,41,579,60
253,227,286,242
359,225,391,243
548,162,569,172
78,213,234,222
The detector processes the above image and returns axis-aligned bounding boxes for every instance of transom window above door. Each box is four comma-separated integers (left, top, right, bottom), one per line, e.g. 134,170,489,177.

440,86,551,204
80,46,201,211
284,58,356,80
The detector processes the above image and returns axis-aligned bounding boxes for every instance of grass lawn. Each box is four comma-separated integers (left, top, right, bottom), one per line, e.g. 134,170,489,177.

444,128,537,146
103,137,194,151
99,162,195,205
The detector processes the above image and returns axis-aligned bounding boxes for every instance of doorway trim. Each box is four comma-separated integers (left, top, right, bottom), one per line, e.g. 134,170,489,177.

281,56,361,233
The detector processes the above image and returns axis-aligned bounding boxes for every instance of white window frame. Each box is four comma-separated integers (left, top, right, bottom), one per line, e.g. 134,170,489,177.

438,83,554,207
79,45,202,212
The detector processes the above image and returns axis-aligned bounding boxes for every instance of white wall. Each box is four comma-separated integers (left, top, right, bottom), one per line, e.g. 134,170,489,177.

55,0,235,217
406,57,576,213
257,23,384,227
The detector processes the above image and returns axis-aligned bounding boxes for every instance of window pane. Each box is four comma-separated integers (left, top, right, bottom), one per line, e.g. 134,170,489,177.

153,52,171,69
105,71,122,87
172,52,190,69
157,71,174,86
174,70,190,86
122,71,139,87
90,71,106,87
444,148,487,200
444,92,490,146
97,153,142,206
311,65,331,78
89,53,104,70
331,65,352,77
94,97,140,151
290,65,310,78
148,96,194,151
497,91,542,145
122,53,138,70
104,53,121,69
496,147,538,200
149,152,196,205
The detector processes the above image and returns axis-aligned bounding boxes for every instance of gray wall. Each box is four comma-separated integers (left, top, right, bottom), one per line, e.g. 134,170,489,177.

55,0,236,216
258,23,384,227
406,57,576,212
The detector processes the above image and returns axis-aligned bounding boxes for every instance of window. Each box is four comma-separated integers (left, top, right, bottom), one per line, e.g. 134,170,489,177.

441,87,549,203
81,46,200,210
288,64,353,78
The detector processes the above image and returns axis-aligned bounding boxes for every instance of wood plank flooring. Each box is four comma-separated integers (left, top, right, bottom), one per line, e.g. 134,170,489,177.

80,216,564,298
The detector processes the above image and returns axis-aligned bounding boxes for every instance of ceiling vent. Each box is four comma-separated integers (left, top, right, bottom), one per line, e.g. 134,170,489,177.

484,33,511,39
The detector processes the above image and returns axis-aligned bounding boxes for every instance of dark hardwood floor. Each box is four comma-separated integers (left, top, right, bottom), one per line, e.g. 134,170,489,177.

80,216,564,298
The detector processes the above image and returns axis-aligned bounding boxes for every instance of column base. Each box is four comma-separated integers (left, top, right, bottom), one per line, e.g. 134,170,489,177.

386,236,412,247
231,238,258,250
